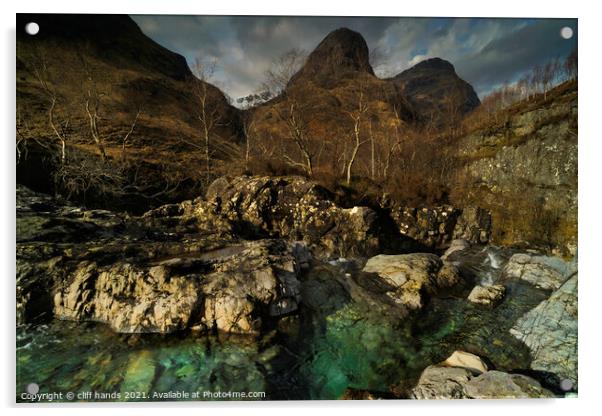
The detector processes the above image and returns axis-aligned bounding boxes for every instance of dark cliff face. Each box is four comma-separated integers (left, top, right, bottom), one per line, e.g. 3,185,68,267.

392,57,481,123
289,27,375,87
17,14,192,81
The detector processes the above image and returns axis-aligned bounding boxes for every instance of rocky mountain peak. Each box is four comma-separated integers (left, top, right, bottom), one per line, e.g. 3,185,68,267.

289,27,374,86
392,56,480,121
411,57,456,73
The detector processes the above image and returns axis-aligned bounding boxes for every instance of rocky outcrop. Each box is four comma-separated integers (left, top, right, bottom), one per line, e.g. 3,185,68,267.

362,253,461,311
510,274,578,391
455,82,577,256
411,366,554,399
467,284,506,307
503,253,574,290
16,184,311,334
391,206,490,250
199,176,403,258
52,240,306,334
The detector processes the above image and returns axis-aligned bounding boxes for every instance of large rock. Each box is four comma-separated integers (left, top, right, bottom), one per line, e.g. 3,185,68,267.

467,284,506,307
362,253,461,310
510,274,578,390
443,351,488,374
53,240,305,334
463,371,555,399
503,253,573,290
411,366,473,399
411,366,554,399
202,176,385,257
54,260,201,333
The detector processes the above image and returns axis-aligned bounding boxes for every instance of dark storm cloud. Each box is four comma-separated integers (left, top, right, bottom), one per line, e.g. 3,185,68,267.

456,18,577,93
131,15,577,102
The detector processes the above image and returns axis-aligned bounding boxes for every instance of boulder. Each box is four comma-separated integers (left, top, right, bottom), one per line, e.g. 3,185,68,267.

510,274,578,390
53,240,306,334
442,350,488,374
503,253,572,290
411,366,554,399
463,371,555,399
467,284,506,307
54,260,201,333
411,366,473,399
362,253,461,311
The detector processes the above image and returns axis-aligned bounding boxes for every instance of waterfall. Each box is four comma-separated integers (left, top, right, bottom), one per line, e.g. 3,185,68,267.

480,248,502,286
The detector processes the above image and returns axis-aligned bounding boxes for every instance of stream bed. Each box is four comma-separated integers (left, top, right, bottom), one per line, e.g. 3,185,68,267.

16,246,551,401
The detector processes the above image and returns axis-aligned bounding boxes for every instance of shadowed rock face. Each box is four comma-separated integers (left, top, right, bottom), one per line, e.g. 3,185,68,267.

289,27,374,87
200,175,416,258
391,57,481,122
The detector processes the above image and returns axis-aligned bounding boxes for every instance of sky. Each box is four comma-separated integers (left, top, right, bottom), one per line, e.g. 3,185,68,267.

131,15,577,103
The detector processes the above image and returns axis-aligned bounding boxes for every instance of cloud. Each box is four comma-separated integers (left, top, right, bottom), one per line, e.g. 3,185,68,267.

130,15,577,102
408,54,428,67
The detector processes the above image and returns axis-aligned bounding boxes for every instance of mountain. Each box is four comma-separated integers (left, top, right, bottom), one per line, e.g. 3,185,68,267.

248,28,481,177
288,27,375,87
249,28,416,176
16,14,241,209
391,57,481,123
17,14,192,80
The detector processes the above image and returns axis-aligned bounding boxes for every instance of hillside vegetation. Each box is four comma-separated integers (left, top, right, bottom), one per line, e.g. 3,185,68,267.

16,15,577,254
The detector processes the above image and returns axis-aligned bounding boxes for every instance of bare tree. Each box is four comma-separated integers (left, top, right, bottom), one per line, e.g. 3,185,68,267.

80,55,142,163
382,104,405,180
240,107,257,172
191,58,221,178
344,88,369,185
541,60,557,100
120,107,141,163
264,49,317,176
263,48,307,97
28,49,70,164
277,99,316,176
84,86,107,161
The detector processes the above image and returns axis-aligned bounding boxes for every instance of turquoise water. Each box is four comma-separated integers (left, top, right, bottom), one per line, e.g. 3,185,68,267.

16,248,550,401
